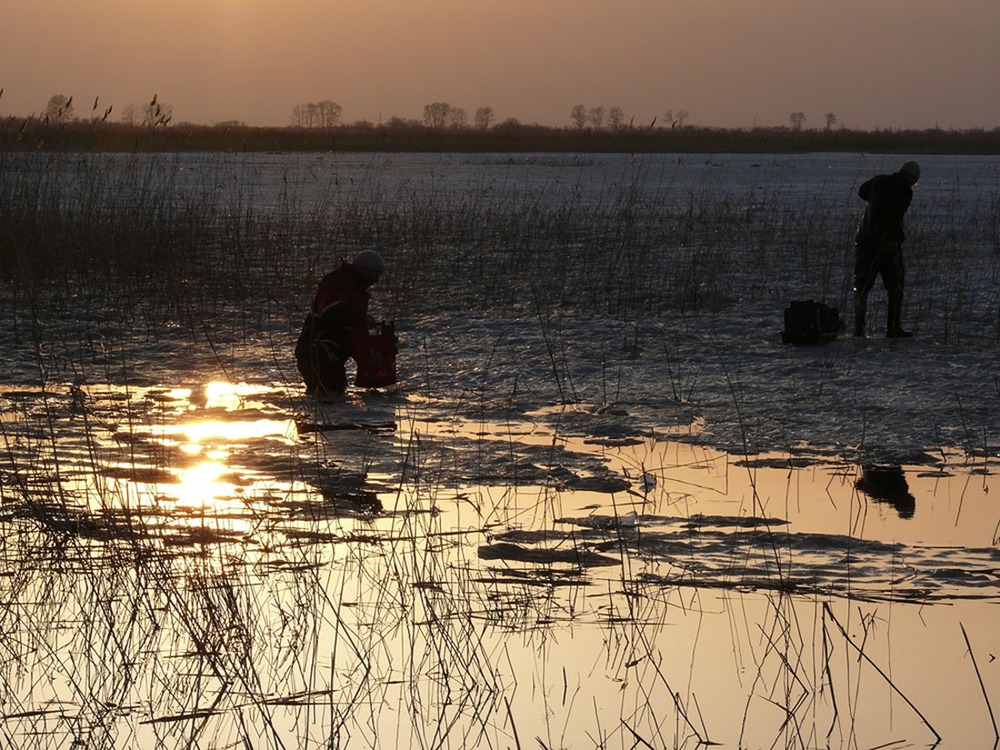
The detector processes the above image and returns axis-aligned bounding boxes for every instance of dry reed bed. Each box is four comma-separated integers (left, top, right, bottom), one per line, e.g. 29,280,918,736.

4,151,998,344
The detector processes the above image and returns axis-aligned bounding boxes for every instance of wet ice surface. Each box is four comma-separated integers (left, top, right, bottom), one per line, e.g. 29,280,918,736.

10,304,1000,466
3,306,997,607
407,307,1000,465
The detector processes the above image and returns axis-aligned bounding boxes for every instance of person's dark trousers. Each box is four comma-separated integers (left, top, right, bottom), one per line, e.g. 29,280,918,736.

853,241,907,337
295,330,349,396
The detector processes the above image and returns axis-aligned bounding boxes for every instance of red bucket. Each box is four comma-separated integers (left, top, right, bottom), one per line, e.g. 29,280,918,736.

354,323,398,388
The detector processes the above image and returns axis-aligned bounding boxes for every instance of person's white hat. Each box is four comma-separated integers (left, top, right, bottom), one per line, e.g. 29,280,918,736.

353,250,385,275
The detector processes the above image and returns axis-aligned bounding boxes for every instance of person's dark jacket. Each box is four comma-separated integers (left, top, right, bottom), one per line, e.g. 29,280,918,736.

855,172,913,250
296,262,371,362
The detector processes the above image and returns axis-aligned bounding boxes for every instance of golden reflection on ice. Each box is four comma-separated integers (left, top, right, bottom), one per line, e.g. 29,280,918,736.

178,417,293,445
172,460,233,509
131,382,298,515
202,380,254,409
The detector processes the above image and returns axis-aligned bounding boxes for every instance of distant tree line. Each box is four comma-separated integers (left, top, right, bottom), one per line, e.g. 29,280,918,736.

21,93,852,138
291,100,689,133
31,93,848,136
789,111,840,132
10,115,1000,157
569,104,689,132
8,93,1000,152
290,100,342,128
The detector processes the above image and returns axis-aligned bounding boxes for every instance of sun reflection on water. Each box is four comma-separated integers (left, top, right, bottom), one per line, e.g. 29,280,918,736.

171,459,236,509
123,382,301,516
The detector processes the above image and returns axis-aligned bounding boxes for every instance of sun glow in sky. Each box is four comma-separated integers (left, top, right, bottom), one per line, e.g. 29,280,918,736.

4,0,1000,130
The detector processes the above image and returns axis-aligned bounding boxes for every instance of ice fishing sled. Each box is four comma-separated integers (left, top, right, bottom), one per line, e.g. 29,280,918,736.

781,300,842,345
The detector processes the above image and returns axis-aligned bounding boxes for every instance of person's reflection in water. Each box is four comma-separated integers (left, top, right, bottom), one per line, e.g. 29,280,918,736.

855,464,916,519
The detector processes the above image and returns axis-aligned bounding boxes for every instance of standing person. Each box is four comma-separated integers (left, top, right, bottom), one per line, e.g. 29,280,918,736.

295,250,385,397
853,160,921,338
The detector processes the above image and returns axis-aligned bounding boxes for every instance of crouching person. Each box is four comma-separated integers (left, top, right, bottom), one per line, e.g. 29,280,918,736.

295,250,385,398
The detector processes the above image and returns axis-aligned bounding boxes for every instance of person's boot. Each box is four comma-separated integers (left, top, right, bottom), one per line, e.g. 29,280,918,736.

853,294,867,337
886,292,913,338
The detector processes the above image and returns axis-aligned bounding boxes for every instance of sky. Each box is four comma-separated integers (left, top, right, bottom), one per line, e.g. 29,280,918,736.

3,0,999,131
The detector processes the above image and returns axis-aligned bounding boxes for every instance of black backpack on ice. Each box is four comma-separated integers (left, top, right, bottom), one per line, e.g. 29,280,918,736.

781,300,842,345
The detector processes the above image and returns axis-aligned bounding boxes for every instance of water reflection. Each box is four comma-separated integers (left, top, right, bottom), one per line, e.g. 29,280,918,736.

2,382,999,747
856,463,917,518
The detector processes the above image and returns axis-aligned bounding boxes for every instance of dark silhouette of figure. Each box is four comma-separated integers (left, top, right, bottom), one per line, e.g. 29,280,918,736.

853,160,920,338
856,464,916,519
295,250,385,398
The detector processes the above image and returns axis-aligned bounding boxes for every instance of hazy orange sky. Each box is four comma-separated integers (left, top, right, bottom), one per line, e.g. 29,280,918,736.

4,0,999,130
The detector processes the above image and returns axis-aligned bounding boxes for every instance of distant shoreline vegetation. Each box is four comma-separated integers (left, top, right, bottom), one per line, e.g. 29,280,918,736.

4,117,1000,154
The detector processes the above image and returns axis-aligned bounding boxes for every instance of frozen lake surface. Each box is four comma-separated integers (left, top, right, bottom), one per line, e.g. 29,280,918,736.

0,150,998,748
